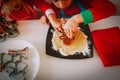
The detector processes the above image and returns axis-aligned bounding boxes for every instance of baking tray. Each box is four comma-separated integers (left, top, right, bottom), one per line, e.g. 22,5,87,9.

46,24,93,59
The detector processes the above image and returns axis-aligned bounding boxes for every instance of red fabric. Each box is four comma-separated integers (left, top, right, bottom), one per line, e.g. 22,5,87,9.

92,27,120,67
89,0,116,21
31,0,52,13
0,7,2,16
51,0,116,21
8,4,37,20
0,0,51,20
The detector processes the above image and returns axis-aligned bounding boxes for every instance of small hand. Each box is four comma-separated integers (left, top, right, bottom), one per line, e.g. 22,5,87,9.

52,19,63,32
63,14,83,39
63,19,78,39
48,14,63,32
39,15,50,24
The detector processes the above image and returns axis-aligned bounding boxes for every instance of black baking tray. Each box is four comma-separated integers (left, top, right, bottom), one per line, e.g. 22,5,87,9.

46,24,93,59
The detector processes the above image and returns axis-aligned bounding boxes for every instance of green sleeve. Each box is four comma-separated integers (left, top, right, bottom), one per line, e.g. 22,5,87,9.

80,10,93,25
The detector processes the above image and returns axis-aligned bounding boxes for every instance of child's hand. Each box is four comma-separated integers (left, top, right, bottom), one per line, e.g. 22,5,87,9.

63,18,78,39
39,15,50,25
63,14,84,39
48,13,62,32
51,18,62,32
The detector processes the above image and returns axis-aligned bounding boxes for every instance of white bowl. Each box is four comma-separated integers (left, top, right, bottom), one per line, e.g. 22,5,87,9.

0,40,40,80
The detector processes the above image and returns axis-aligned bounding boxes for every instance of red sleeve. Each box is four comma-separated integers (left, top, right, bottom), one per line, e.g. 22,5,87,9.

29,0,52,13
87,0,116,21
0,7,3,16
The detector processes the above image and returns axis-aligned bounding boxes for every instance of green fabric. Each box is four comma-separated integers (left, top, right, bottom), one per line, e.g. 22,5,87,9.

60,10,66,18
80,10,93,25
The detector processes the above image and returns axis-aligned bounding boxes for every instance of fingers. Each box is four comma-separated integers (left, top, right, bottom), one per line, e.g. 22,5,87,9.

53,22,63,32
63,23,78,39
64,27,74,39
39,15,48,24
60,18,66,25
55,27,63,32
69,28,74,39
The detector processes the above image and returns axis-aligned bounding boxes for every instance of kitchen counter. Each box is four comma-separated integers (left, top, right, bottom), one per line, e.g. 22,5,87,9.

4,16,120,80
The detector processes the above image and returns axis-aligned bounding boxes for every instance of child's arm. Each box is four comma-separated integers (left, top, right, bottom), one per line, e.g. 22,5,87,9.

39,14,62,32
47,13,62,32
0,7,3,16
88,0,116,22
31,0,62,31
63,0,116,38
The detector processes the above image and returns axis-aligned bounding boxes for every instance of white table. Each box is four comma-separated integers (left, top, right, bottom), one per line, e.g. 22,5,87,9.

4,16,120,80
